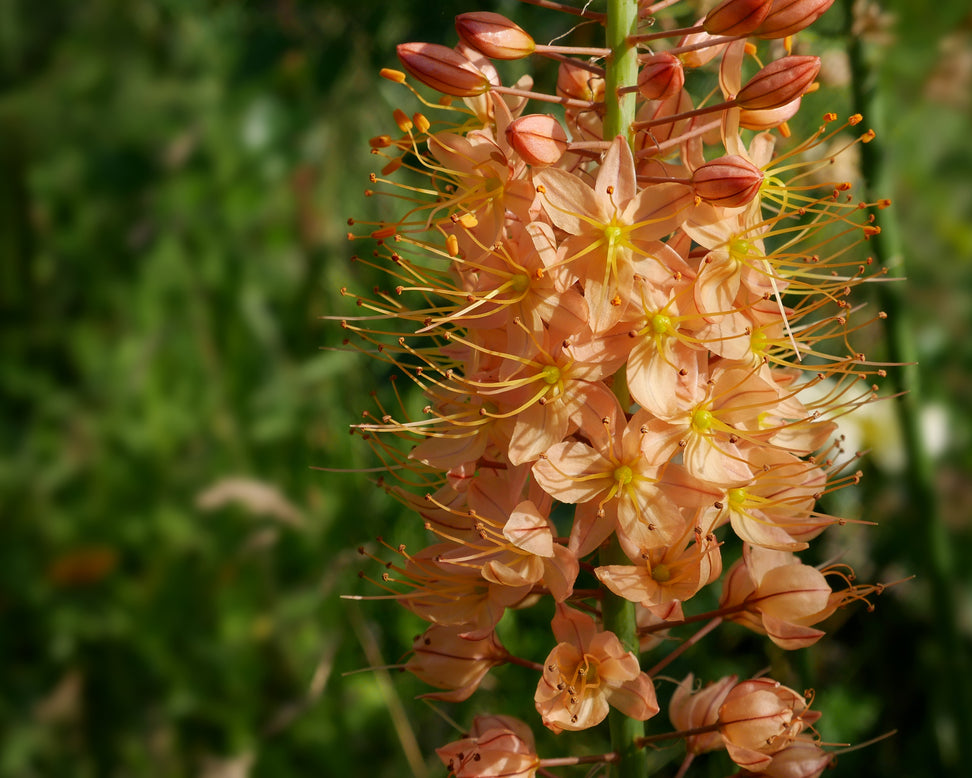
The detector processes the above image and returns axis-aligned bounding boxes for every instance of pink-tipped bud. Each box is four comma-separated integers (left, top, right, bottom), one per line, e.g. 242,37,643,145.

703,0,774,36
638,53,685,100
506,114,568,166
734,55,820,111
692,155,764,207
396,42,491,97
754,0,836,39
455,12,536,60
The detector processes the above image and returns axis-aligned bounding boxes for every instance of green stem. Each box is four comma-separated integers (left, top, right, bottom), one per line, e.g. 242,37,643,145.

601,3,645,776
843,0,972,770
600,535,647,778
604,0,639,147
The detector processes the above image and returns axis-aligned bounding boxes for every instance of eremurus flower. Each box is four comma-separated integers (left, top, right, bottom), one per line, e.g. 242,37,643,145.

406,624,508,702
343,0,896,774
535,604,658,733
532,136,693,333
718,679,820,771
437,714,541,778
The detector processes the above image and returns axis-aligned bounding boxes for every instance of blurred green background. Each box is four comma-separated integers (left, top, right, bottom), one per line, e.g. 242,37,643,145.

1,1,969,776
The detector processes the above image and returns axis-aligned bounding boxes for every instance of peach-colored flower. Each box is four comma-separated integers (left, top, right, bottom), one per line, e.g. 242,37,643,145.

406,625,507,702
437,714,540,778
533,136,693,332
718,678,819,772
418,470,579,602
535,604,658,733
532,402,689,558
707,448,832,551
396,541,533,640
720,545,832,649
595,514,722,620
643,365,783,488
426,124,536,250
622,265,707,421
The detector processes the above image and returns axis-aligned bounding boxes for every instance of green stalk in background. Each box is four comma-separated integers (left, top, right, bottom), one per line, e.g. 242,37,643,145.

843,0,972,770
600,3,646,776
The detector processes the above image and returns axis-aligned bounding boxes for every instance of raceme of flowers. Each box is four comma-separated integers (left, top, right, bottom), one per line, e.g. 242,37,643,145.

341,1,895,776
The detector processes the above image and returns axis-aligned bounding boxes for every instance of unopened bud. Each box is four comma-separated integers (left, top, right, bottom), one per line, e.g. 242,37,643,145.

703,0,774,36
638,53,684,100
735,55,820,111
455,12,536,60
396,42,491,97
506,114,568,166
754,0,835,39
692,155,764,207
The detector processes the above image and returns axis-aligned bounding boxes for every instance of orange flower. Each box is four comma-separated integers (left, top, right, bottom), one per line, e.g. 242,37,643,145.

532,401,691,558
406,625,507,702
721,545,832,649
437,714,540,778
718,678,819,772
534,604,658,732
533,136,692,332
595,514,722,620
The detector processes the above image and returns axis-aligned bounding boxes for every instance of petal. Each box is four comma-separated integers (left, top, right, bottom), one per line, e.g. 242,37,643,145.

595,564,656,604
551,603,598,647
596,135,637,204
568,501,618,558
532,440,613,503
504,501,555,557
533,168,604,234
623,182,694,242
605,673,660,721
543,544,580,602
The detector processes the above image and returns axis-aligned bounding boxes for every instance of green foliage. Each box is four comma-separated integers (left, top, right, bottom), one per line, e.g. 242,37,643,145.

0,1,969,777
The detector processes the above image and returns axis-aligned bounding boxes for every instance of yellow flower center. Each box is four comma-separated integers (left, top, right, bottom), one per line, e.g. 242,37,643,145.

604,223,623,246
750,328,769,355
614,465,634,488
541,364,562,385
729,237,754,260
691,407,714,433
651,563,671,582
728,487,747,509
510,273,530,293
651,312,672,336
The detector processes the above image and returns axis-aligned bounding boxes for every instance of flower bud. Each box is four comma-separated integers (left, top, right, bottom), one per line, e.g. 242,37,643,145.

396,42,491,97
692,154,764,207
754,0,836,39
735,55,820,111
506,114,568,166
455,12,536,60
638,52,685,100
703,0,775,36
